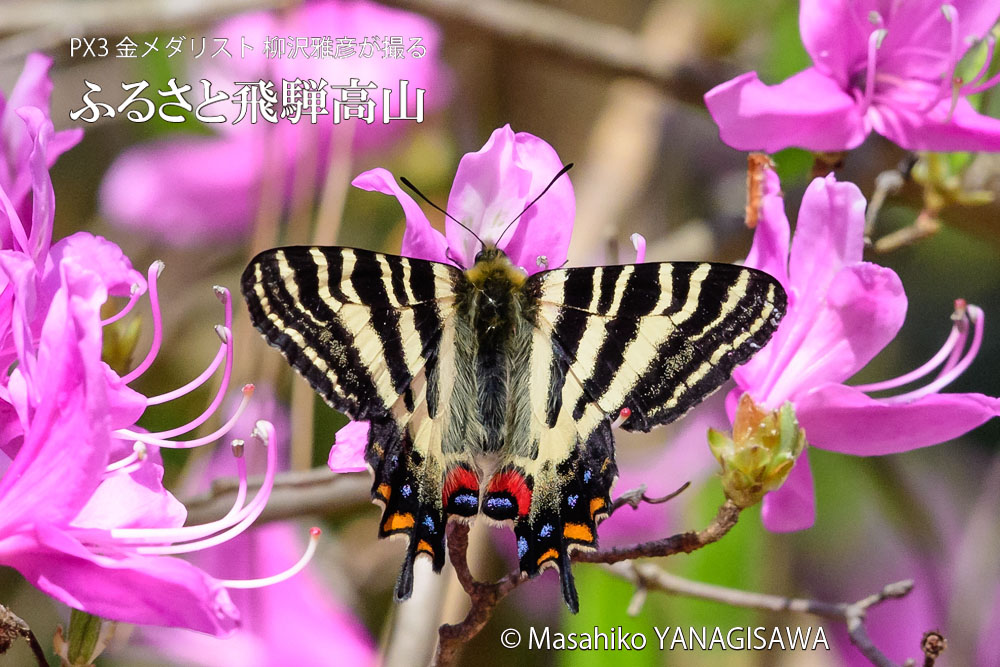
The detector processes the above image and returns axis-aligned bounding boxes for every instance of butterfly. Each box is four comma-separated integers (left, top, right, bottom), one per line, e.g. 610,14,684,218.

241,239,786,612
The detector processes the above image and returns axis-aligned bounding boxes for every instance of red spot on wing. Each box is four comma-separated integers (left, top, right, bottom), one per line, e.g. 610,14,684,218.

486,469,532,517
442,466,480,502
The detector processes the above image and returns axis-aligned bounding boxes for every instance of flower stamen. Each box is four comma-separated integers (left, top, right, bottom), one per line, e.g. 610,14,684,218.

108,421,275,553
121,261,165,384
100,282,146,327
855,300,984,403
145,288,233,406
220,527,322,589
863,29,889,110
116,383,254,448
104,441,148,476
630,233,646,263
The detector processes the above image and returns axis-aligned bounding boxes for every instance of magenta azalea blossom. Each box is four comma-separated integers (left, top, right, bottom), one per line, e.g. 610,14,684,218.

732,166,1000,531
1,60,306,635
0,53,82,249
99,0,448,245
328,124,574,472
353,123,574,272
705,0,1000,152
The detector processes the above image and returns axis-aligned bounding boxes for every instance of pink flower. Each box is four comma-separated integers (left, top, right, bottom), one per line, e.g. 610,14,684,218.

732,166,1000,531
0,53,82,250
705,1,1000,152
0,64,307,635
328,124,574,471
134,396,374,666
133,523,375,666
99,0,448,245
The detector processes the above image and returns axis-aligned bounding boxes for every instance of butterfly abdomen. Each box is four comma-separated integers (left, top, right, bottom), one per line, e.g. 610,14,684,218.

458,252,531,455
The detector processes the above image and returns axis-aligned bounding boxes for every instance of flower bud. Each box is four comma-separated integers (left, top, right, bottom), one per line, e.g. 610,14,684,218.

708,394,805,508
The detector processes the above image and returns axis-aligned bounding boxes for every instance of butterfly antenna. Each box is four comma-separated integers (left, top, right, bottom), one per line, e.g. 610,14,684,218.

400,176,485,251
496,163,574,247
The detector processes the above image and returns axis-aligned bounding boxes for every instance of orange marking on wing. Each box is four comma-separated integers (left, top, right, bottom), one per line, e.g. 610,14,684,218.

537,548,559,566
383,512,414,532
417,540,434,554
563,523,594,543
376,483,392,501
589,497,605,517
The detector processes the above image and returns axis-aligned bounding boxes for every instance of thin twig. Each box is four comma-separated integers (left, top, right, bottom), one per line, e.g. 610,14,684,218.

0,604,48,667
608,481,691,515
575,498,741,563
183,468,370,524
612,564,914,667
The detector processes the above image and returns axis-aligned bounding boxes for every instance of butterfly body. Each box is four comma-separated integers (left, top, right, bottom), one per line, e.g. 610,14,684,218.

242,244,786,612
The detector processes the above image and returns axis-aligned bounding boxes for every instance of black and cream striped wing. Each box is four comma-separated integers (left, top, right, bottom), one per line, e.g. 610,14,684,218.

242,246,460,420
529,261,786,436
504,261,785,609
242,247,467,599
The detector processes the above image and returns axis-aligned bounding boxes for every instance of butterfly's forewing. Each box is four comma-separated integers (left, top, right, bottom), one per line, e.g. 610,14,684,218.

242,247,470,598
488,261,786,610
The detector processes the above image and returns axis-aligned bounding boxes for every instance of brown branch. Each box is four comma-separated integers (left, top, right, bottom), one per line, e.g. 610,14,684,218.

575,498,741,564
183,467,370,525
615,564,915,667
608,481,691,515
435,523,521,667
0,604,48,667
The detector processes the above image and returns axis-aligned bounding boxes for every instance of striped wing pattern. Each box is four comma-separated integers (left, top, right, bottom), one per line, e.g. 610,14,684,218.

242,247,468,598
499,261,785,609
243,247,786,612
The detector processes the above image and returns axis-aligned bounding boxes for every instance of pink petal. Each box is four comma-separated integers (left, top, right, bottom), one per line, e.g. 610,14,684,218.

328,420,369,473
446,125,529,266
73,454,187,531
496,131,574,274
0,276,108,526
48,232,146,298
0,53,82,219
16,108,55,261
795,383,1000,456
4,524,239,635
760,449,816,532
136,522,376,666
789,174,867,292
759,262,906,406
351,168,448,263
797,0,870,87
100,134,265,245
872,96,1000,152
743,165,789,290
704,68,868,152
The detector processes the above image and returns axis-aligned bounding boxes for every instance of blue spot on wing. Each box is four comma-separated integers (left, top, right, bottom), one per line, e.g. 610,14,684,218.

401,484,412,498
567,494,578,508
539,523,553,538
517,536,528,559
486,497,513,511
423,515,435,531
